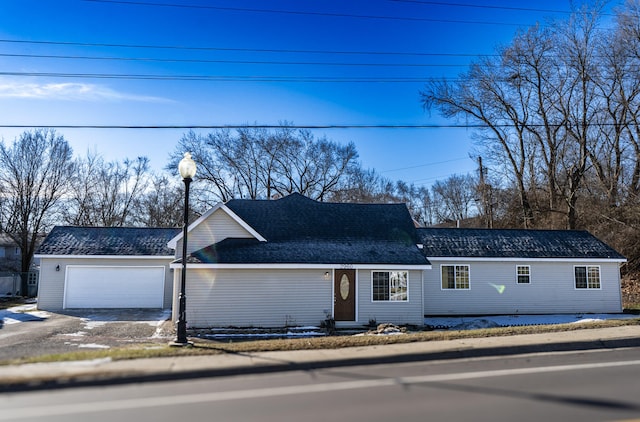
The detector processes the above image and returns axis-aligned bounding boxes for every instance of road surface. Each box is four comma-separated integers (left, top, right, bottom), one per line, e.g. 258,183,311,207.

2,347,639,421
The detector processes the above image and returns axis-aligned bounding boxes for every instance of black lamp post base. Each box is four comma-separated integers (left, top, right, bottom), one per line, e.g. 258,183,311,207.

169,340,194,347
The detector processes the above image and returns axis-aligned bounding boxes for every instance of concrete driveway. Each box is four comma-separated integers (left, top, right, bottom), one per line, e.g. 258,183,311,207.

0,304,173,362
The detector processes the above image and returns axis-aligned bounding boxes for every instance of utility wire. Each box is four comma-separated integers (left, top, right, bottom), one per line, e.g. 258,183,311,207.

3,52,636,68
0,123,626,129
0,53,471,68
0,38,496,57
81,0,529,26
381,157,469,173
389,0,573,15
0,71,453,83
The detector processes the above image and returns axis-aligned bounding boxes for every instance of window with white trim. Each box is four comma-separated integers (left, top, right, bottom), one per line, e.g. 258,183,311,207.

575,266,600,289
516,265,530,284
441,265,470,289
372,271,408,301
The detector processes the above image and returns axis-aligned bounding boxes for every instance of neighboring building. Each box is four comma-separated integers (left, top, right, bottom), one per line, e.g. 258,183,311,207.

35,194,627,327
0,234,42,297
0,235,22,273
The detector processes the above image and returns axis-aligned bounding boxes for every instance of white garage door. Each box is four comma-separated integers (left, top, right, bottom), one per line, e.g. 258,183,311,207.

64,266,165,309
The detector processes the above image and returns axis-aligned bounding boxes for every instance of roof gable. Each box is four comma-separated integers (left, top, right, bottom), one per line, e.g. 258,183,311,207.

417,228,626,260
167,203,266,249
225,193,418,243
185,193,428,266
36,226,179,256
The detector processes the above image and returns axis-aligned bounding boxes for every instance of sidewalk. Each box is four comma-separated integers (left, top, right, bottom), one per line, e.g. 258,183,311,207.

1,325,639,392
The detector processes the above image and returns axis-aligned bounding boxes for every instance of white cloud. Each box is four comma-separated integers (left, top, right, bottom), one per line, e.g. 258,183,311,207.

0,80,171,103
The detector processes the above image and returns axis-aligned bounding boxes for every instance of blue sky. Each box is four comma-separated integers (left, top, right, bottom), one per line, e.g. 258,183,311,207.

0,1,620,188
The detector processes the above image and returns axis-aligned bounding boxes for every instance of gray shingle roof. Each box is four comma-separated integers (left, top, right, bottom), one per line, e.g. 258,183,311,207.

36,226,179,256
417,228,625,260
192,239,429,265
191,193,429,266
225,193,418,243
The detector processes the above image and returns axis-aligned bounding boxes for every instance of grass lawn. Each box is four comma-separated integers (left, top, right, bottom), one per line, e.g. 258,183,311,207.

4,317,639,366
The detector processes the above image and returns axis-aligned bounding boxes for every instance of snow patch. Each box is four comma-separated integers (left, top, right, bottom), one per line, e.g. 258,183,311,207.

60,331,88,337
78,343,111,349
424,314,638,330
0,304,49,324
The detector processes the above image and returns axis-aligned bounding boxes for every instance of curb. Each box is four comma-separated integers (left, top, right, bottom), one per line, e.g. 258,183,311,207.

1,333,639,393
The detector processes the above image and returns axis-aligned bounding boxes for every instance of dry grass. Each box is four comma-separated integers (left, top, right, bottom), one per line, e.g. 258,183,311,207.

6,317,639,366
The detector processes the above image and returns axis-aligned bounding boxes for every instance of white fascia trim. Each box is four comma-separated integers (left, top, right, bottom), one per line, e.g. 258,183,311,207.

166,202,266,249
35,254,175,260
169,263,432,270
428,256,627,263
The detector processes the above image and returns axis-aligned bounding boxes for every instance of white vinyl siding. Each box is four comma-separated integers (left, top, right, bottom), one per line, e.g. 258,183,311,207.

178,208,255,255
424,260,622,315
180,268,332,328
37,257,174,311
358,269,423,325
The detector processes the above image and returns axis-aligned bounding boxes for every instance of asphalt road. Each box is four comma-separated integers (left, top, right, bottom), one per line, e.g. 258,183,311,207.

2,347,639,422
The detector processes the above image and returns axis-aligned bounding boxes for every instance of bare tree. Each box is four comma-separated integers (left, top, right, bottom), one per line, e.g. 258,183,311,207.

170,126,358,202
0,129,74,294
134,174,184,227
422,57,536,227
63,153,150,226
271,131,358,201
431,174,477,223
422,4,608,229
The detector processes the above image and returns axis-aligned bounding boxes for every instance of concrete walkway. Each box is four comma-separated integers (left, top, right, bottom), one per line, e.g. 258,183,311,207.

1,325,639,392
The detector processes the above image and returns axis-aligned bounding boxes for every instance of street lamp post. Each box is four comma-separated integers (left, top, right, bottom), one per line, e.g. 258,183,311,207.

172,152,196,346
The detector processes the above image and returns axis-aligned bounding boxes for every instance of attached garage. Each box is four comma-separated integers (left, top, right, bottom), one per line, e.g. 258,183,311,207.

64,266,166,309
35,227,179,311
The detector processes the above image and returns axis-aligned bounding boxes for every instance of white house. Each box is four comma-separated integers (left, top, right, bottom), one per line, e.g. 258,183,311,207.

35,194,626,327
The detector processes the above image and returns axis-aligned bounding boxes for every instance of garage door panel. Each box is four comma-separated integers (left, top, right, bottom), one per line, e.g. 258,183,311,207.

65,266,165,309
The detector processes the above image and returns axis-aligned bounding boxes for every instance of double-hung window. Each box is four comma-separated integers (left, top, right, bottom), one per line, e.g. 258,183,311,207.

441,265,470,289
575,266,601,289
516,265,530,284
372,271,408,301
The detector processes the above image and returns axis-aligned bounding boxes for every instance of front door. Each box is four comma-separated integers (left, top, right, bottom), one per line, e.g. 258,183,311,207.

334,269,356,321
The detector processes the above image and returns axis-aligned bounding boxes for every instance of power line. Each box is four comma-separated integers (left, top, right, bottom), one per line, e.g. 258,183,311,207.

0,71,451,83
0,124,472,129
381,157,469,173
389,0,573,15
4,51,637,69
0,123,626,130
0,38,496,58
81,0,529,26
0,53,470,68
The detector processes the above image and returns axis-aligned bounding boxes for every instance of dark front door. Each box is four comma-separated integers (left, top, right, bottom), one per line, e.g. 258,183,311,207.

334,269,356,321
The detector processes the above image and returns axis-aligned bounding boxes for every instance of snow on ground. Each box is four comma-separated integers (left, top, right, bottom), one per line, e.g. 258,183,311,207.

201,326,326,339
78,344,111,349
0,304,48,325
424,314,640,330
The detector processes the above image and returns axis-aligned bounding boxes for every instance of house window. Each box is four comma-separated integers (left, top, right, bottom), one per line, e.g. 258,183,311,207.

575,266,601,289
516,265,530,284
441,265,470,289
372,271,408,301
